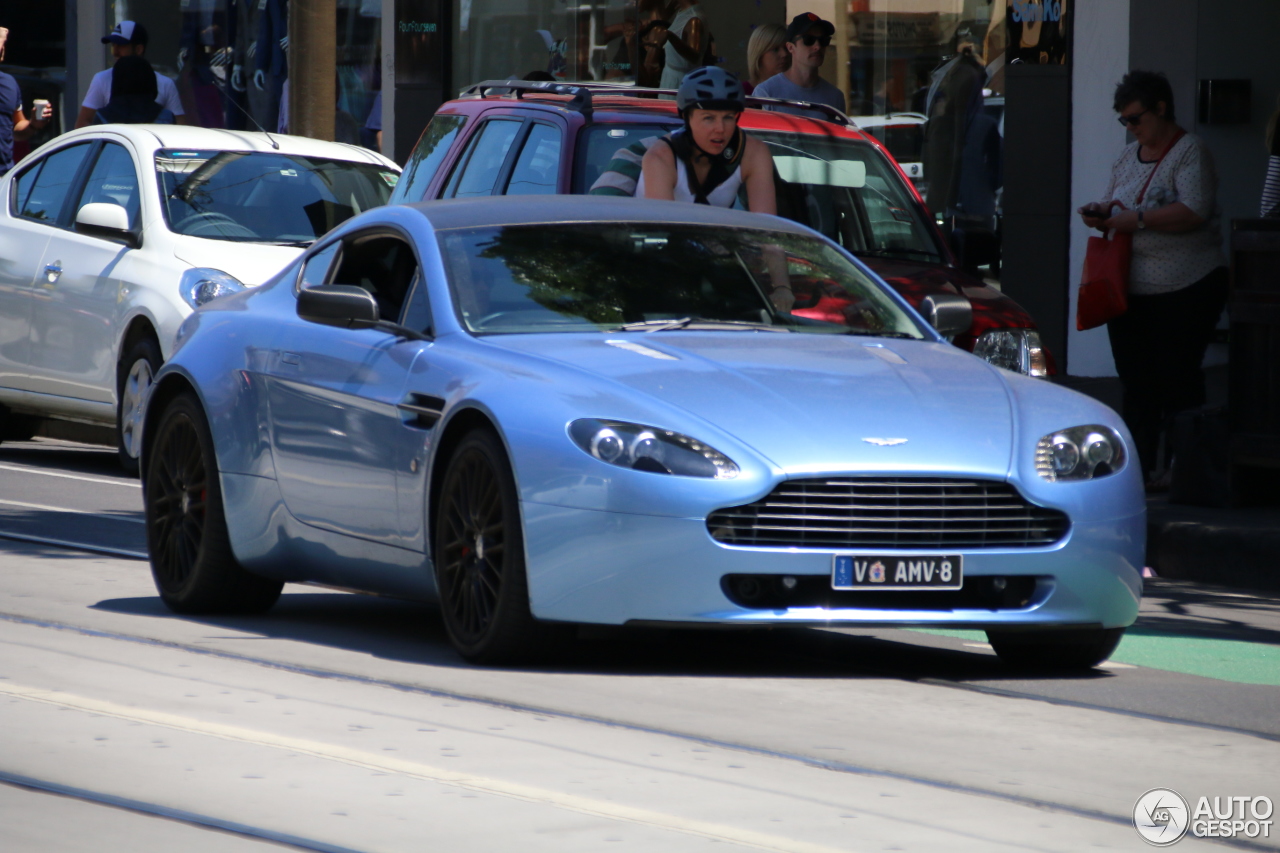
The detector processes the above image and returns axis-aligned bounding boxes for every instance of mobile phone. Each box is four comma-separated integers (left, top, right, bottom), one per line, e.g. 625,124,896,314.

1083,205,1109,219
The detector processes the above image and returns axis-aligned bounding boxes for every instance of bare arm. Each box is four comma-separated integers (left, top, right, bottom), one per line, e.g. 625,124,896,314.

740,136,776,215
75,104,96,129
664,17,704,63
1103,202,1205,234
640,141,677,201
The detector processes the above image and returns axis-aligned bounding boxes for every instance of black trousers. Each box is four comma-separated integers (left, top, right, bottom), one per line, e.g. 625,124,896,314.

1107,266,1229,479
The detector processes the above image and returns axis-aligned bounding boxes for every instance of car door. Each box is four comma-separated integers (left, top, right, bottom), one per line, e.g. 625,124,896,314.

28,140,143,404
0,142,95,394
268,229,435,547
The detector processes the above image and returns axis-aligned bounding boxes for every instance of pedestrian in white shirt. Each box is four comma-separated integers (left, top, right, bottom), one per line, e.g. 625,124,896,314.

76,21,186,129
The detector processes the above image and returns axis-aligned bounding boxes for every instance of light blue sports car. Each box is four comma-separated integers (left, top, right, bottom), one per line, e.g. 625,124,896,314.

140,196,1144,668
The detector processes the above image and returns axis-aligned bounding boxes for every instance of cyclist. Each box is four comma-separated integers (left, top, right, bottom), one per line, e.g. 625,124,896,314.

637,66,776,213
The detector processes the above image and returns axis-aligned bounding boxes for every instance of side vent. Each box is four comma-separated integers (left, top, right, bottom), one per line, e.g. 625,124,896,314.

397,394,445,429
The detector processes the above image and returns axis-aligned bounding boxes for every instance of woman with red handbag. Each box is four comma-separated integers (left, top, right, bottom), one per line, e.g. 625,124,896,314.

1078,70,1228,491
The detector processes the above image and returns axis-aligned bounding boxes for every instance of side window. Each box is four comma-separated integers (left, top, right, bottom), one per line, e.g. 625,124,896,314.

17,143,92,225
504,124,562,196
332,234,419,321
296,240,342,293
76,143,141,230
442,119,521,199
401,269,433,333
389,114,466,204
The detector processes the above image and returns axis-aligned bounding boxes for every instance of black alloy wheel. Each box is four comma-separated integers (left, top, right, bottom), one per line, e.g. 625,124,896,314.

146,391,282,614
435,428,551,663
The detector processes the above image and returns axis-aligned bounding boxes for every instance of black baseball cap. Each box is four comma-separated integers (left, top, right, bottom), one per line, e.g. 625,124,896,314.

786,13,835,42
102,20,148,46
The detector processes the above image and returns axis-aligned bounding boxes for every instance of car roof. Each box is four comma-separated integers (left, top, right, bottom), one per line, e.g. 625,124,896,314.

45,124,398,169
405,195,818,237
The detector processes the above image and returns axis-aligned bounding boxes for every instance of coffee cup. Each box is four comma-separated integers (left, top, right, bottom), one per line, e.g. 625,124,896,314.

31,99,51,121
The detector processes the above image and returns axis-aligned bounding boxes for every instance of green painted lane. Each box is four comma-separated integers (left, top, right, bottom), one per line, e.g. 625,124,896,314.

908,628,1280,686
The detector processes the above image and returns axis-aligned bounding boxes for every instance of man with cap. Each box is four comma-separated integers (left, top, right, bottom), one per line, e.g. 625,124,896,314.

751,13,846,120
76,21,186,128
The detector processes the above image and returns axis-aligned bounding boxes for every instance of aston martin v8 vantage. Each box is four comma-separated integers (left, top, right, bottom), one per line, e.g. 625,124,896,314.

140,196,1144,667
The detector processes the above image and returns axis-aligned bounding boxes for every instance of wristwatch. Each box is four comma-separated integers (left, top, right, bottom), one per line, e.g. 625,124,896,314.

1137,210,1146,230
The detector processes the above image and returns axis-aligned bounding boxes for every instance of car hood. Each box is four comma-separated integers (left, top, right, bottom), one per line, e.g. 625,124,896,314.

172,236,304,287
857,256,1035,333
487,333,1015,476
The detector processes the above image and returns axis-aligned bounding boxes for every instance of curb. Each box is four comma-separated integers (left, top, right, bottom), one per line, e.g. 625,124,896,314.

1146,496,1280,592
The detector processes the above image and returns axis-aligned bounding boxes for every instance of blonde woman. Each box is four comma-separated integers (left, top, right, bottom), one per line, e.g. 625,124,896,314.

745,23,788,93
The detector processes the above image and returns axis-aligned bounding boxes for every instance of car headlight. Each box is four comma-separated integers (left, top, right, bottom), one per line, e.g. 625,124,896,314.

974,329,1048,377
1035,425,1125,481
569,419,739,479
179,268,246,309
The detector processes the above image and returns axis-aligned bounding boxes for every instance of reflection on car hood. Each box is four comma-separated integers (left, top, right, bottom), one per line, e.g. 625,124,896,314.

172,236,303,286
858,256,1034,333
489,333,1015,476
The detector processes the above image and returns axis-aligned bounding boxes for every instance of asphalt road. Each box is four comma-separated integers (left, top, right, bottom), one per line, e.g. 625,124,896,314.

0,437,1276,852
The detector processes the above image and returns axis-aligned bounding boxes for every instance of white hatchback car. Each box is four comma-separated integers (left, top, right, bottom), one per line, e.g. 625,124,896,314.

0,125,399,468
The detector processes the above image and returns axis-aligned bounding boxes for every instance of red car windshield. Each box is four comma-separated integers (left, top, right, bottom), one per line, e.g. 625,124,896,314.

576,126,943,264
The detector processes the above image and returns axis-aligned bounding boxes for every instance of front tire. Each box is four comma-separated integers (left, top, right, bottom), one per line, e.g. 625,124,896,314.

118,336,162,473
145,391,282,614
434,428,550,664
986,627,1125,670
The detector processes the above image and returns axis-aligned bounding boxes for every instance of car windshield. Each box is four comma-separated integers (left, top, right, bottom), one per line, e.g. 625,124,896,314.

439,223,925,338
155,149,399,244
576,126,942,264
754,131,942,263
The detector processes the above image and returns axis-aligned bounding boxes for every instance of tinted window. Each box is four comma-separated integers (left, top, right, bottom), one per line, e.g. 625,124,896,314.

504,124,561,196
443,120,521,199
389,114,466,204
156,149,399,244
17,143,91,224
297,241,342,292
439,223,923,339
77,143,141,230
332,236,419,321
401,270,433,333
575,124,672,193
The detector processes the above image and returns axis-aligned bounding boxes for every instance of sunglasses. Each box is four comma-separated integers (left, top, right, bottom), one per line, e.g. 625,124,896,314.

799,34,831,47
1118,108,1149,127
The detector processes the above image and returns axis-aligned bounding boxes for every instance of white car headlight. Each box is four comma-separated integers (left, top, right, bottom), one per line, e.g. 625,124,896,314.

179,268,246,309
569,419,739,479
1035,425,1125,481
974,329,1048,377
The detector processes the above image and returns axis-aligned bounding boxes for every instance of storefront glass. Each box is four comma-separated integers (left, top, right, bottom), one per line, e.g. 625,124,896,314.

102,0,382,147
452,0,665,89
846,0,1069,276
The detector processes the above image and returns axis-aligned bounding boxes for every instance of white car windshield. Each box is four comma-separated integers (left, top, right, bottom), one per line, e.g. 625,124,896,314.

156,149,399,245
439,223,925,339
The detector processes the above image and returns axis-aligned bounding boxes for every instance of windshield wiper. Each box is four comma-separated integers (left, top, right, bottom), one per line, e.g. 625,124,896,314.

262,239,315,248
609,317,792,333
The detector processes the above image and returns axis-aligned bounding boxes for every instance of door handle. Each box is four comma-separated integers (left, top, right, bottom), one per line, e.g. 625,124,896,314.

43,262,62,284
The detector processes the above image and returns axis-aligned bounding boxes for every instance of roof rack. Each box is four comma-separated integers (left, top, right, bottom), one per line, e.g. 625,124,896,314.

460,80,854,127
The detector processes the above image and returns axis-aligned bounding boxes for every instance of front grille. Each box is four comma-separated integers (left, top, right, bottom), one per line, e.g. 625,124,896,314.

707,478,1069,549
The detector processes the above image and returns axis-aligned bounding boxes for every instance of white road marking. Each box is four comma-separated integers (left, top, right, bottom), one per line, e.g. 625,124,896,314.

0,531,147,560
0,462,140,488
962,642,993,650
1097,661,1137,670
0,498,145,523
0,682,849,853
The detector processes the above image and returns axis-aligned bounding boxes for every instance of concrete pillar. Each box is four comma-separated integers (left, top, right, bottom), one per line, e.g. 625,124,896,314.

289,0,336,141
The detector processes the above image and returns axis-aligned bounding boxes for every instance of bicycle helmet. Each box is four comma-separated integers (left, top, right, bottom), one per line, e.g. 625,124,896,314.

676,67,745,114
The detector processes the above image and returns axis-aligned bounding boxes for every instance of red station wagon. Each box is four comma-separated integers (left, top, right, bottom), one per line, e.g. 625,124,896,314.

389,81,1052,377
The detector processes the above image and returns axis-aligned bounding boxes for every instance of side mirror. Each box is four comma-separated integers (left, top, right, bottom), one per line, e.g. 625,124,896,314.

922,293,973,338
949,226,999,273
297,284,380,329
75,203,139,248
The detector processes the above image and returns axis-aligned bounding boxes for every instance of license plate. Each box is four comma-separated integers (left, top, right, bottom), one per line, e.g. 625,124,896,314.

832,555,963,590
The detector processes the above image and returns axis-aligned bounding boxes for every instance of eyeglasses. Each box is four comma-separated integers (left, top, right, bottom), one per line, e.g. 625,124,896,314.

800,34,831,47
1118,108,1149,127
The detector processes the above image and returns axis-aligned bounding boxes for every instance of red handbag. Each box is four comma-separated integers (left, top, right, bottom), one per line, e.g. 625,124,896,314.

1076,220,1132,331
1076,130,1186,331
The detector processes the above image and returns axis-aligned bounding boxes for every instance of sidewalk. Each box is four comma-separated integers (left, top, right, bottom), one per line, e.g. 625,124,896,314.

1059,366,1280,593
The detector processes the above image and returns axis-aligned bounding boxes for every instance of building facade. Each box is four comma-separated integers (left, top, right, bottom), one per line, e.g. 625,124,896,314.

9,0,1278,377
